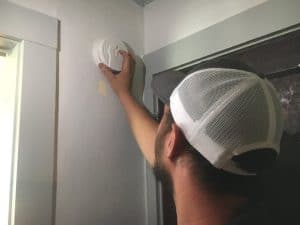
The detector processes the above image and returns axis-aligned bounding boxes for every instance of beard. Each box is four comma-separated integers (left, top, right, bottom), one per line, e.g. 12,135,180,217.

153,131,174,195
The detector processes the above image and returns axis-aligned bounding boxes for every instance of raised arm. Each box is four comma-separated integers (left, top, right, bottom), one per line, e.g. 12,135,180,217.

99,51,158,167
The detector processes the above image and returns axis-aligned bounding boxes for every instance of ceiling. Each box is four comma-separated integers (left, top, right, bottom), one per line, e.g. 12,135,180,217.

132,0,155,7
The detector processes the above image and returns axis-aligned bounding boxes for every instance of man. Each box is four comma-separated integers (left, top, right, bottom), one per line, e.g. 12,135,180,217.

99,51,283,225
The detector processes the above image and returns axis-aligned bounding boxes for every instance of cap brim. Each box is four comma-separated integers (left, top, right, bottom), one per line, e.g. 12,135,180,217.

151,70,186,104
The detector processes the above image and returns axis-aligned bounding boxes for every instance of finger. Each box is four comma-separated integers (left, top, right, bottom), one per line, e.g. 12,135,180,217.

119,50,134,61
99,63,114,81
121,52,132,72
128,54,136,73
99,63,113,77
119,50,134,62
119,51,128,69
130,53,136,64
118,51,135,74
119,50,127,56
126,52,136,66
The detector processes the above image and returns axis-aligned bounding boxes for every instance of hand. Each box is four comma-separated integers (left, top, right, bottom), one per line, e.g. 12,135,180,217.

98,50,135,97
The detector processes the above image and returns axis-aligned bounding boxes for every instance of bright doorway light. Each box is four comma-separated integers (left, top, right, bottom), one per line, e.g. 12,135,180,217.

0,39,21,225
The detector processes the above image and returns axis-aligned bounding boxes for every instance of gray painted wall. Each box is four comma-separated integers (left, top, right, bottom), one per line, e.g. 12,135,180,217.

8,0,146,225
144,0,267,53
143,0,300,114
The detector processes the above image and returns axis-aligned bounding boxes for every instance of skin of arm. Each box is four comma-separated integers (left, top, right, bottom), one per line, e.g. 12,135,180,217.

99,51,158,167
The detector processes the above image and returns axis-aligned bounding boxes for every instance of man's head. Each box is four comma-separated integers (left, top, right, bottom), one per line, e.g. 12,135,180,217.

151,59,283,197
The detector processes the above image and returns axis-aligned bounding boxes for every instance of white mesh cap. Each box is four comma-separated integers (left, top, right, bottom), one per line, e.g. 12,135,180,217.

169,68,283,175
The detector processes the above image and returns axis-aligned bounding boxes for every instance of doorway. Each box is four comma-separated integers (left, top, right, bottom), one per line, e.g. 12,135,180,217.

0,37,22,225
155,29,300,225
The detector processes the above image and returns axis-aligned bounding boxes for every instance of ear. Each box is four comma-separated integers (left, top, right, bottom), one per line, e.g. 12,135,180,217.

165,123,185,160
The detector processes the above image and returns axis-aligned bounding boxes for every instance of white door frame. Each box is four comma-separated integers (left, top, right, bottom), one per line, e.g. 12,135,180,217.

0,1,58,225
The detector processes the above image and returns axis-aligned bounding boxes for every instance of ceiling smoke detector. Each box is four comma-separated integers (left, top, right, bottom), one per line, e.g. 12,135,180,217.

133,0,154,7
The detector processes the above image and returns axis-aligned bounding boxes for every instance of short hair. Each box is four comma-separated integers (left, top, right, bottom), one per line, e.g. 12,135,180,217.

164,111,275,199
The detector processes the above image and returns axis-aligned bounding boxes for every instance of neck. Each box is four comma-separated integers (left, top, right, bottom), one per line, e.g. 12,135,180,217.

172,166,247,225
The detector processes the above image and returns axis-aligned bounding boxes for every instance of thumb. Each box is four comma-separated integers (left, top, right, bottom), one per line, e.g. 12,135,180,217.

99,63,114,81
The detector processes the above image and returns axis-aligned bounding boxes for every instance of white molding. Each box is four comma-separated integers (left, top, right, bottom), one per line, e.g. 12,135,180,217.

0,0,58,49
0,3,58,224
143,0,300,76
13,40,56,225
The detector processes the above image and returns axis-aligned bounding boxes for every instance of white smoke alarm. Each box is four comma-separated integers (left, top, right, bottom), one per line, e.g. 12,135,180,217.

93,38,128,72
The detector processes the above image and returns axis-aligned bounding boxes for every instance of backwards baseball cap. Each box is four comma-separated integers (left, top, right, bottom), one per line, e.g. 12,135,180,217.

151,60,283,175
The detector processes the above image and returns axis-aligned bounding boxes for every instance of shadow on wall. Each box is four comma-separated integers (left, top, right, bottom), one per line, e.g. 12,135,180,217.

125,42,146,104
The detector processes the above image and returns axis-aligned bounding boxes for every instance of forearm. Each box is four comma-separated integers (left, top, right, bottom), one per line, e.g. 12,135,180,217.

118,92,158,167
98,52,157,165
